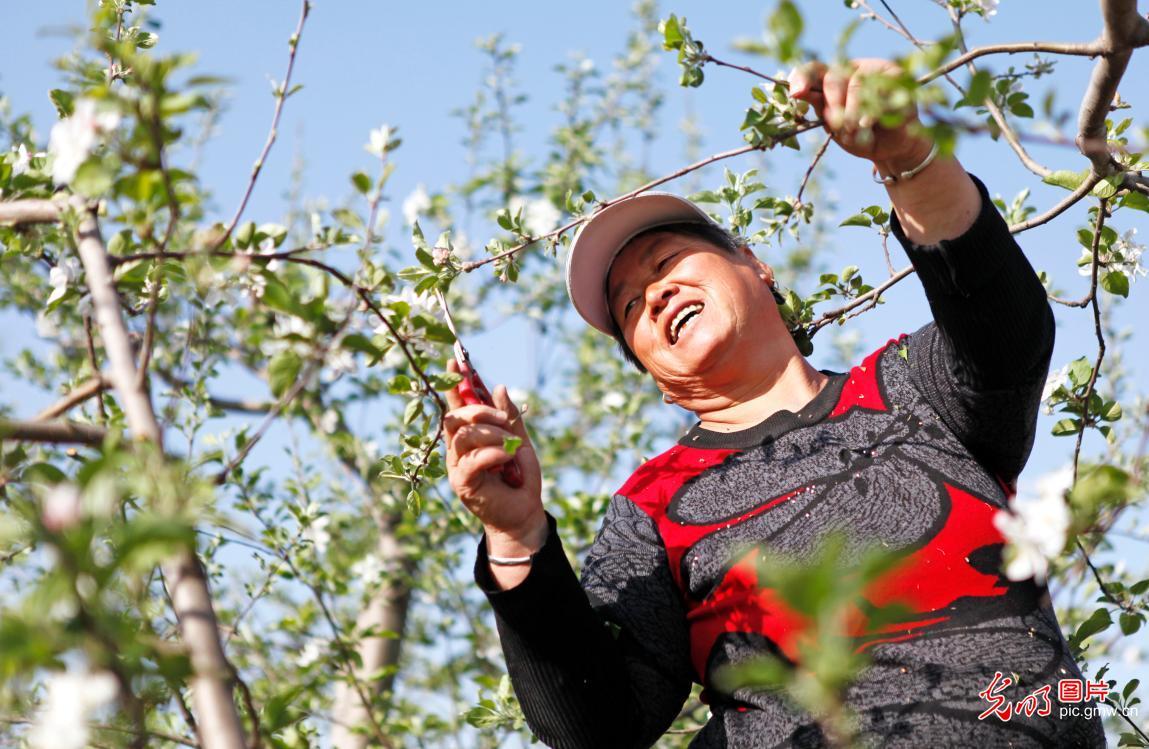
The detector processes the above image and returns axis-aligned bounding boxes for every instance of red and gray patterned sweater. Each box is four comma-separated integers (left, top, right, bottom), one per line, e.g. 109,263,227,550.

475,177,1105,748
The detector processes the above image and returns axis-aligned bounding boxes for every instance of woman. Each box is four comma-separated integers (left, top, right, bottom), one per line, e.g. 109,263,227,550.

443,60,1104,748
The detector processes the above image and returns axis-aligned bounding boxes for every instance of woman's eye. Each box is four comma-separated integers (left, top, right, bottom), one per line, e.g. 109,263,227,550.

624,298,639,317
656,252,679,271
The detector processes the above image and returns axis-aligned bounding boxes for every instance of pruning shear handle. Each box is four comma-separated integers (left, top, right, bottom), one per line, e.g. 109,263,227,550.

439,291,525,489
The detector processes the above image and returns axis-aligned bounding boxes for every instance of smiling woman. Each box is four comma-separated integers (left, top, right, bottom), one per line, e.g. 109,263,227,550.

443,58,1108,748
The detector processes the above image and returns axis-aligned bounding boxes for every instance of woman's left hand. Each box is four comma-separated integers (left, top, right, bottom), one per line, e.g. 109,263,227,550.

788,58,934,177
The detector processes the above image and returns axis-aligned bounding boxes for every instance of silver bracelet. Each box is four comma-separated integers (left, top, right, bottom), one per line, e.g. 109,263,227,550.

872,141,940,185
488,552,535,566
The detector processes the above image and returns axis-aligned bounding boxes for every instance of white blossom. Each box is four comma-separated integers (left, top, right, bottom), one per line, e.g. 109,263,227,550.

48,99,121,185
322,348,357,383
304,513,331,555
319,408,340,434
974,0,999,18
602,391,627,411
35,310,60,339
365,125,397,158
47,257,81,306
42,483,83,532
11,143,32,176
994,466,1072,582
351,553,385,582
380,286,440,323
1040,364,1070,415
1080,228,1146,283
296,638,326,668
402,184,431,226
28,669,118,749
509,196,561,236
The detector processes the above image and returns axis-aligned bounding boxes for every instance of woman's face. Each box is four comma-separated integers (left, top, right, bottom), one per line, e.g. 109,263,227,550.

606,231,784,397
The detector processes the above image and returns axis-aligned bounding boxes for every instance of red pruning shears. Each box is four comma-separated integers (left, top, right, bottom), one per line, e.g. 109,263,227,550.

436,288,525,489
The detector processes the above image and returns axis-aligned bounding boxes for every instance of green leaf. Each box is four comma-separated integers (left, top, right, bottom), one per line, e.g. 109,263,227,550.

1120,190,1149,213
1043,169,1088,192
768,0,804,64
403,397,423,425
430,372,463,391
503,436,522,457
1067,357,1093,388
341,334,382,361
48,89,75,118
1051,418,1081,436
840,213,872,228
268,351,303,398
1092,176,1121,199
351,171,371,195
1100,271,1130,298
659,14,683,49
235,221,257,249
71,159,115,198
964,71,992,106
1073,607,1112,644
1119,612,1142,636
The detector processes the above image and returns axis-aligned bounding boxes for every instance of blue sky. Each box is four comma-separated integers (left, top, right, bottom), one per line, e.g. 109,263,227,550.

3,0,1148,716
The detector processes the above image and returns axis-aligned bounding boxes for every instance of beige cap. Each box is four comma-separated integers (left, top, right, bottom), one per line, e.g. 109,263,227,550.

565,191,715,335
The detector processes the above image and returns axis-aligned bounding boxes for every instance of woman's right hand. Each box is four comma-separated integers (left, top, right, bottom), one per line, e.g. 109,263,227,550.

444,360,548,565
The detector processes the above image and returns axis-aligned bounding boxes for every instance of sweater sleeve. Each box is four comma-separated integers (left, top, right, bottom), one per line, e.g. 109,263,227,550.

891,173,1055,485
475,498,694,749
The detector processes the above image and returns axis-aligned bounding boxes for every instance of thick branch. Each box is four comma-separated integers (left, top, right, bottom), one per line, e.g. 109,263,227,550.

0,199,63,225
0,418,106,446
70,199,246,749
330,513,414,749
1076,0,1149,172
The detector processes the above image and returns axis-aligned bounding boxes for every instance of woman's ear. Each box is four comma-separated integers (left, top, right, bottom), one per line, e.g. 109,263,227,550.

739,246,775,286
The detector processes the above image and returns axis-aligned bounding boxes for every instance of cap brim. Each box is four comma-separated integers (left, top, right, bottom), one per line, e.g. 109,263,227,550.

566,192,714,335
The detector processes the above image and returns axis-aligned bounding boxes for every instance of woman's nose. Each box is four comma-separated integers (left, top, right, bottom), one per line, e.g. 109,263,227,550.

646,282,677,317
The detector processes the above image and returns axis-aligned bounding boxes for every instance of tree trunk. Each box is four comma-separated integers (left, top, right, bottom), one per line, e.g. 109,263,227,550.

330,513,413,749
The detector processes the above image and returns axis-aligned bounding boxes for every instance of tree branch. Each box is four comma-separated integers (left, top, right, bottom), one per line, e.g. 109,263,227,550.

920,40,1106,86
330,513,414,749
35,377,111,421
211,0,311,251
0,199,63,225
809,265,916,335
69,198,247,749
0,418,106,446
1074,0,1149,174
1009,171,1104,234
462,122,824,273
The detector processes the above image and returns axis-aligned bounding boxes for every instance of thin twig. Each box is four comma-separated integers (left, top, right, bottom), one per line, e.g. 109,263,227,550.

1075,539,1136,614
1072,199,1109,486
920,41,1107,86
793,135,832,216
214,311,353,485
1009,172,1104,234
703,54,786,86
809,265,915,334
35,377,111,421
462,122,824,274
210,0,311,251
